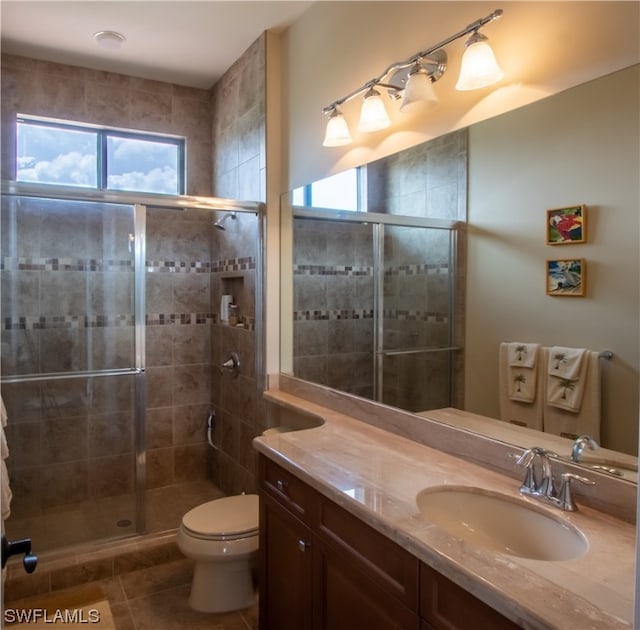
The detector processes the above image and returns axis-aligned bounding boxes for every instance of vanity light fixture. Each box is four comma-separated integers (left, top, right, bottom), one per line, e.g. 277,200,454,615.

357,87,392,132
456,31,505,90
322,8,504,146
322,108,352,147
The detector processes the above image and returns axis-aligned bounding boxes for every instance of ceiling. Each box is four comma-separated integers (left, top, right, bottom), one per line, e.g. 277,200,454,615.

0,1,313,89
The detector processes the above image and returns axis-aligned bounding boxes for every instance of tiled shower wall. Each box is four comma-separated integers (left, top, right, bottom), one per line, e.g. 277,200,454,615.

293,220,375,400
292,129,467,411
0,54,212,194
1,39,267,503
368,129,467,410
209,35,265,495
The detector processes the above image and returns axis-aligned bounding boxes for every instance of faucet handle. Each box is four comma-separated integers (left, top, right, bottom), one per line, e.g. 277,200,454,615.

515,448,538,493
557,472,596,511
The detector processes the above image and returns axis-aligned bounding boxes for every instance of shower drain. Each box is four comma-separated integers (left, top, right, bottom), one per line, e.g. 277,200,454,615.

116,519,132,528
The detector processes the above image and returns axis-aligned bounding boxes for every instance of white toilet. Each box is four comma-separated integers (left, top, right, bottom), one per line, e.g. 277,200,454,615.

177,493,259,613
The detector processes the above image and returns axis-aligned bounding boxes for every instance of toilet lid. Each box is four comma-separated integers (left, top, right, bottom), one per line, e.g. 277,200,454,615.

182,494,259,538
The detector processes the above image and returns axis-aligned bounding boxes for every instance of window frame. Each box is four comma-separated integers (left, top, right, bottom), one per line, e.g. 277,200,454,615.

16,115,186,195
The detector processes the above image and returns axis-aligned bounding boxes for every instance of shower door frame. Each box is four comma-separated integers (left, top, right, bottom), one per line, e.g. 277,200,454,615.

288,206,461,408
1,180,263,545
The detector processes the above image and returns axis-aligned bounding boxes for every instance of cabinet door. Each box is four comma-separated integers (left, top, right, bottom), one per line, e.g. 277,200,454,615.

260,495,314,630
420,564,521,630
315,539,420,630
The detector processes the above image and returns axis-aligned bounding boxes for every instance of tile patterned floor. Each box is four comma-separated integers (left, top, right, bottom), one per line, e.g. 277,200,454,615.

105,558,258,630
5,480,258,629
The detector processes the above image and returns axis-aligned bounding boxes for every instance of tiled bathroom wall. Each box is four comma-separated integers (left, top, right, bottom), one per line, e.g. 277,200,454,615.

0,54,212,194
292,219,375,399
292,130,467,411
368,130,467,410
208,35,265,495
1,38,267,525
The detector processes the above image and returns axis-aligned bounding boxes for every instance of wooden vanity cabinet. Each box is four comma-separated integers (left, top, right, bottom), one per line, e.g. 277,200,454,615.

259,455,521,630
420,564,521,630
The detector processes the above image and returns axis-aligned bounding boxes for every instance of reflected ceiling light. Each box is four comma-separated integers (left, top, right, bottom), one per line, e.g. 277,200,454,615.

321,9,504,147
357,87,391,132
322,108,352,146
455,31,504,90
93,30,126,50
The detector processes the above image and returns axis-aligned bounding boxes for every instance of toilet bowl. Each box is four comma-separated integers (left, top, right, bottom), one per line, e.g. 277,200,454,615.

177,493,259,613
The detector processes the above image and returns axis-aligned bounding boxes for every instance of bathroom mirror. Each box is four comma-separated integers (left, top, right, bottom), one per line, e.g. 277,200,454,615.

279,66,639,477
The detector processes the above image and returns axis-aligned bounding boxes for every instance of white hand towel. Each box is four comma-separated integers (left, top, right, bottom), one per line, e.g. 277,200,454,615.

499,343,543,430
508,342,539,368
548,346,586,380
505,342,539,402
544,350,600,441
547,346,587,412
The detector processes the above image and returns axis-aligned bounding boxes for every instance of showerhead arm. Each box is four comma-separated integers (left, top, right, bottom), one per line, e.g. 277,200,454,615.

213,212,237,230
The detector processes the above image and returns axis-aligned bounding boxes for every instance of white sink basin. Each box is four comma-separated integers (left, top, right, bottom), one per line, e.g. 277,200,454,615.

416,486,588,561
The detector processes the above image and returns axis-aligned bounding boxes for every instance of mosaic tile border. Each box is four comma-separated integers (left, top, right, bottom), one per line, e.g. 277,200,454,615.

293,309,449,323
1,257,133,272
384,263,450,276
294,265,372,277
4,313,257,331
293,263,449,277
294,309,374,321
2,256,256,274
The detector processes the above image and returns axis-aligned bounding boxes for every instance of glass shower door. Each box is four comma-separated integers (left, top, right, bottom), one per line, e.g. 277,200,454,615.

377,223,457,412
1,194,144,552
291,216,376,399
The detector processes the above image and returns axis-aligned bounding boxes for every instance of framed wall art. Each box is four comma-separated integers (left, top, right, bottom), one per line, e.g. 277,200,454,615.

546,205,586,245
546,258,586,297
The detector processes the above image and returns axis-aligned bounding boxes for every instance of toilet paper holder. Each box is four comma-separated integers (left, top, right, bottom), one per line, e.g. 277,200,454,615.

220,352,240,378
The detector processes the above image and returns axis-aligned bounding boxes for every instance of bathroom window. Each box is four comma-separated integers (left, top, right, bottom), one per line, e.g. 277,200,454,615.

292,167,363,211
16,116,185,195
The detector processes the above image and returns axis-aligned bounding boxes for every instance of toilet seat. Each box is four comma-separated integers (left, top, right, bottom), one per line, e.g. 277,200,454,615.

181,494,259,541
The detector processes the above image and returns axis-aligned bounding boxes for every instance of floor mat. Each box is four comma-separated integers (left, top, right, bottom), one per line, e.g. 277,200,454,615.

4,583,116,629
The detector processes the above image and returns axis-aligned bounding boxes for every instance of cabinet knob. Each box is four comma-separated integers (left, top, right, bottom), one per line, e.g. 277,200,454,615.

298,539,310,553
276,479,287,494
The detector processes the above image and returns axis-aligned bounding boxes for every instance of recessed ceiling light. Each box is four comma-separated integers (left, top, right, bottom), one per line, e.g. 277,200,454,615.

93,30,126,50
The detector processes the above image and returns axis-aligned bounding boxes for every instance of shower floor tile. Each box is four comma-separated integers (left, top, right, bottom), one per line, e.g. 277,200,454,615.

5,479,223,555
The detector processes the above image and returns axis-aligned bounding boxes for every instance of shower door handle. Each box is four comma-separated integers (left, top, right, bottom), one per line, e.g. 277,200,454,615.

1,535,38,573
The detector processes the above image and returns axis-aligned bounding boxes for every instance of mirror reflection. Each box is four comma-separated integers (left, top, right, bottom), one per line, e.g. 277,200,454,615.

280,65,639,480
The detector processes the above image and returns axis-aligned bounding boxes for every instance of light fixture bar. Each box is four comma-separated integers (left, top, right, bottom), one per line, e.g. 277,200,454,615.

322,9,503,115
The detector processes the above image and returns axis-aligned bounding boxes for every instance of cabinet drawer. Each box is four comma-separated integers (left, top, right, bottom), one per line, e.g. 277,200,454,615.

317,496,419,609
260,457,315,524
420,563,521,630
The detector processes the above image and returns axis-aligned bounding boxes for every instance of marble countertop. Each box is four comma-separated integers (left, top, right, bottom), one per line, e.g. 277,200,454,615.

254,389,635,630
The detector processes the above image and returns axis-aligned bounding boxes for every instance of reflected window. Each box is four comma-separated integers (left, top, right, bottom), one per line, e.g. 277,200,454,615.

16,116,185,195
293,167,363,211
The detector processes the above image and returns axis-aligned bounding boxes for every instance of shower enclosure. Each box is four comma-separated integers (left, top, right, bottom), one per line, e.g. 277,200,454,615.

1,182,262,553
283,205,461,413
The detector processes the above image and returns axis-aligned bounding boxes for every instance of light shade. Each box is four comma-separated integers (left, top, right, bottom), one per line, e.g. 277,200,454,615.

455,31,504,91
400,67,438,111
322,109,352,147
357,88,391,133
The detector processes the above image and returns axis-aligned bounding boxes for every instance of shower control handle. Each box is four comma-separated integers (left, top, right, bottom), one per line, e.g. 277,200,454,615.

220,352,240,378
1,535,38,573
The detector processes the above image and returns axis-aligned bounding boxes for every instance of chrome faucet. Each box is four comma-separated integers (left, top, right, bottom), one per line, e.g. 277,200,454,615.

516,447,557,499
515,446,595,511
571,435,599,462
